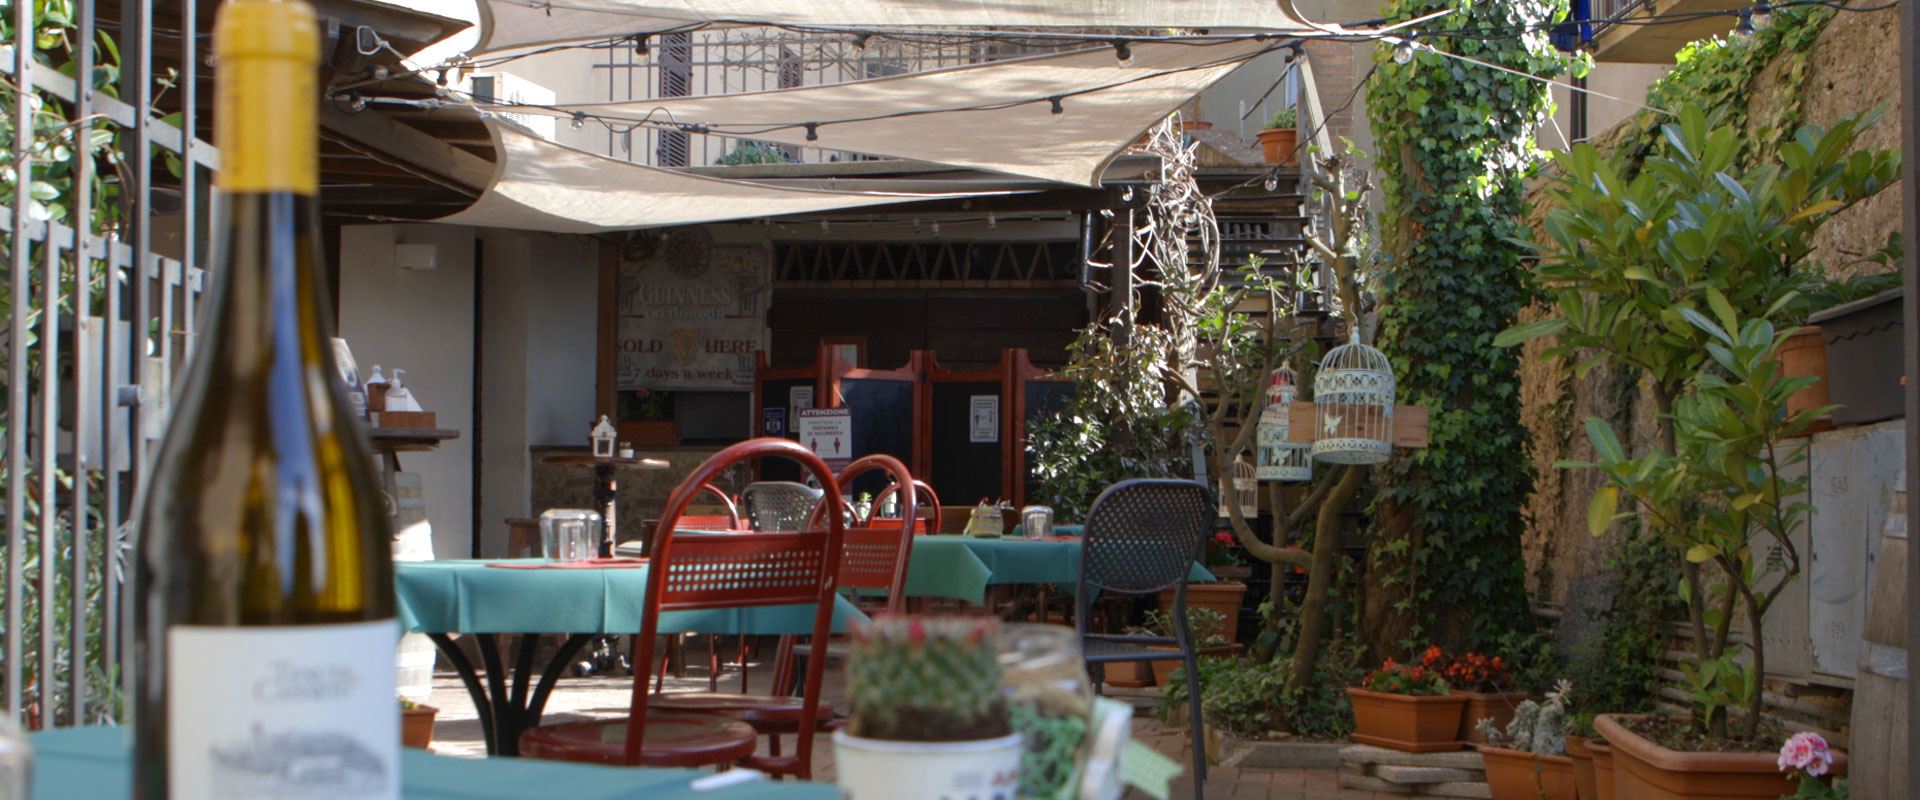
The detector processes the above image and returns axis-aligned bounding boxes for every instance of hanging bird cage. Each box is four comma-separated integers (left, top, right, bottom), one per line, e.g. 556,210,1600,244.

1311,331,1395,465
1257,365,1313,481
1218,453,1260,519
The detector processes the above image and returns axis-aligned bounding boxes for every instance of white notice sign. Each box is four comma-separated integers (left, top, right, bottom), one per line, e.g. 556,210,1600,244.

970,395,1000,443
797,408,853,468
790,386,815,414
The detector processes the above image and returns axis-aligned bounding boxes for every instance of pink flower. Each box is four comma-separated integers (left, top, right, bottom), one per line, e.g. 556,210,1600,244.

1776,732,1832,777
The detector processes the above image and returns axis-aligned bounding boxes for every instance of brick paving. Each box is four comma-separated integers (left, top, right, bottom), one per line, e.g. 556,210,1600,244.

417,637,1397,799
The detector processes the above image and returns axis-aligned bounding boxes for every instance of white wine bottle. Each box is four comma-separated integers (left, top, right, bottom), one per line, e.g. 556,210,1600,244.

132,1,397,798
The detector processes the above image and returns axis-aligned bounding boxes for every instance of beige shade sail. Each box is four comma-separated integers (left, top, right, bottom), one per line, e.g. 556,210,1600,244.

437,119,1025,233
473,0,1316,55
511,39,1277,187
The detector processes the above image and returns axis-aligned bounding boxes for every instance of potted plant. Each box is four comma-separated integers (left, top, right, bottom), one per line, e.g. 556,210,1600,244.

1347,653,1465,753
1202,531,1254,582
400,697,437,749
617,388,676,446
1588,737,1616,800
1436,647,1528,744
1775,732,1847,800
1256,107,1298,166
833,616,1022,800
1139,607,1241,687
1477,681,1577,800
1503,106,1889,800
1159,541,1248,640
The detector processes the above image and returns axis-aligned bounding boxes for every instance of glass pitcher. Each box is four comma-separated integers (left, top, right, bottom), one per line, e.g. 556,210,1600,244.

1020,505,1054,540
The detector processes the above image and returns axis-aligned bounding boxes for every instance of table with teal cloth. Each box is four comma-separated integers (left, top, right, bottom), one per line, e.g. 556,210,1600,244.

393,560,868,757
900,531,1214,604
29,727,837,800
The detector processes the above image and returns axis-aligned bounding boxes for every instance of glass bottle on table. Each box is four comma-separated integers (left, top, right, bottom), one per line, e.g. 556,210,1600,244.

131,1,397,798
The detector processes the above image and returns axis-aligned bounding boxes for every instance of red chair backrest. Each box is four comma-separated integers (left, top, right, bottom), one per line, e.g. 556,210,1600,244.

828,455,917,613
676,482,744,531
872,479,941,534
626,438,844,765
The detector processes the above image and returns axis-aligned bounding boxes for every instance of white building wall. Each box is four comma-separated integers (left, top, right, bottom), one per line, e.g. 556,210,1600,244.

339,223,477,559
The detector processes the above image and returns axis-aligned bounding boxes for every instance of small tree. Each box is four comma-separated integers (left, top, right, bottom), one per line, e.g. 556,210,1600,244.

1502,104,1898,740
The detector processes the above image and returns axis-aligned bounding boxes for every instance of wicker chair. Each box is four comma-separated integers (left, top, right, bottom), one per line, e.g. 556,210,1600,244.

1074,478,1216,798
741,481,823,532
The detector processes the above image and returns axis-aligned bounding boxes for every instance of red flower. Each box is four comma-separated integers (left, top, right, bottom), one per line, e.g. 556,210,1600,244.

1214,532,1236,545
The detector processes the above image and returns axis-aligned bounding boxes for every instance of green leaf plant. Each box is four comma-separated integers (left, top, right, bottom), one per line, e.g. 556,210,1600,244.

1508,102,1895,743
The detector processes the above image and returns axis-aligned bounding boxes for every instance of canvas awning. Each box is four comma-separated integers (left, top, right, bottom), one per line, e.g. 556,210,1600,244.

436,119,1027,233
513,39,1277,187
473,0,1318,55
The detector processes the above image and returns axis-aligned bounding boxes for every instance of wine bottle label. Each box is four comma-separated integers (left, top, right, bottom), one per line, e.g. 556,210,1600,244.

168,621,400,799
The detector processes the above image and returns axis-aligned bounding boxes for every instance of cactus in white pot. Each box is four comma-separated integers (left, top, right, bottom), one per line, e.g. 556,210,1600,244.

834,616,1022,800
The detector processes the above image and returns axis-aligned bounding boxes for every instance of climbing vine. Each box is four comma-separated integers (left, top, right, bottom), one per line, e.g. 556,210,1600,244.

1361,0,1580,651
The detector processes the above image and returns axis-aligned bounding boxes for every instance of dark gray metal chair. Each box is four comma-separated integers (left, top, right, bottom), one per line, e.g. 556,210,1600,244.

1074,478,1216,798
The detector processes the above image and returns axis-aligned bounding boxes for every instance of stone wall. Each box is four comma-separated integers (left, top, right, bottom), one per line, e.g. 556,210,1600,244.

1517,6,1905,634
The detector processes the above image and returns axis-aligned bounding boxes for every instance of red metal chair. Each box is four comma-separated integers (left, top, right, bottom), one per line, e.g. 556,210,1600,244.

518,438,846,779
872,479,940,534
653,454,920,754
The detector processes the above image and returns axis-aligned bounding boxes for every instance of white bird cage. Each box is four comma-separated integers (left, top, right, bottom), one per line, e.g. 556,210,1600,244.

1218,453,1260,519
1256,365,1313,481
1311,331,1395,465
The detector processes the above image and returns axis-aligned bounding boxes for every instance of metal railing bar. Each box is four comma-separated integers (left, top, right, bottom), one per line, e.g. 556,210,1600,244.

178,0,197,316
0,46,220,170
0,205,139,266
8,0,36,725
101,245,123,675
156,252,171,401
125,0,153,552
69,0,94,725
38,237,60,726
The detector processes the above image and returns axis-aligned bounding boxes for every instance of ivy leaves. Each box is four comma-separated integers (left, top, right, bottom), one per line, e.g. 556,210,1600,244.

1366,0,1577,647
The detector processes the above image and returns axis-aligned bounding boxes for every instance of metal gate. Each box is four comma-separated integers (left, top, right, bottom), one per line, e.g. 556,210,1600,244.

1,0,209,728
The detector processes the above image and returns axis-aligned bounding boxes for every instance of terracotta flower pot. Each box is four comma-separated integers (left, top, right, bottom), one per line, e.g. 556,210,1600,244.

1589,738,1615,800
402,704,438,749
1346,687,1467,753
1480,744,1578,800
1566,734,1598,800
1778,325,1830,420
1159,582,1247,642
1593,714,1848,800
1458,690,1531,743
1257,127,1299,165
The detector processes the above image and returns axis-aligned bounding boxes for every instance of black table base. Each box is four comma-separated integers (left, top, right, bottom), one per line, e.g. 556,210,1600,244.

427,632,594,756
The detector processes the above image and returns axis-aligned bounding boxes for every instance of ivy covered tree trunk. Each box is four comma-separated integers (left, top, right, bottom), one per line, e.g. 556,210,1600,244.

1361,0,1571,652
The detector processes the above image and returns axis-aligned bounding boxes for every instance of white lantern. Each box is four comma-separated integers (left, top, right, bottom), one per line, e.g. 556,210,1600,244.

1256,365,1312,481
590,414,618,458
1311,331,1395,465
1218,453,1260,519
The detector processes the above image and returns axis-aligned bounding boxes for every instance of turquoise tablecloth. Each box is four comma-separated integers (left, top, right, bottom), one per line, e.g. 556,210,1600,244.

900,533,1214,603
29,727,837,800
395,560,868,635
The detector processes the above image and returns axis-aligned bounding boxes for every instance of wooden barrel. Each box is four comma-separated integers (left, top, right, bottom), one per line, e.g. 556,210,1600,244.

1849,481,1907,800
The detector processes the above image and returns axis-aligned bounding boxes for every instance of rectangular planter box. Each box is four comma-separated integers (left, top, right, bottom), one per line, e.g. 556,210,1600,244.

1458,690,1531,744
1480,744,1577,800
1810,287,1903,427
1346,687,1467,753
1158,581,1247,642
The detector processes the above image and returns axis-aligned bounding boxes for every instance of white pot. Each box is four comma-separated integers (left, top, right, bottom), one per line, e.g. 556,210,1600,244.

832,730,1023,800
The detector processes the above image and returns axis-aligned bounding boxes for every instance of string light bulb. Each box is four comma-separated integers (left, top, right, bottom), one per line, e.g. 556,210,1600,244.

570,112,586,130
1392,37,1416,65
1111,39,1132,66
820,220,831,234
632,34,649,57
1752,4,1773,29
1263,173,1279,192
932,221,941,237
851,33,870,53
1049,95,1065,116
987,213,998,230
913,218,922,233
804,122,819,141
1731,9,1755,39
